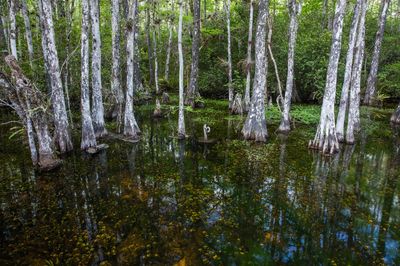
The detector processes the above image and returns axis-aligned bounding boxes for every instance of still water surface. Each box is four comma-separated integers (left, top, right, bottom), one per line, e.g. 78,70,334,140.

0,103,399,265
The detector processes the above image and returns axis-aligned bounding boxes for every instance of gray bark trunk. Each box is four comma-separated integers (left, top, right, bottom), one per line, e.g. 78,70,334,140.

146,5,154,86
364,0,391,106
21,0,34,66
336,0,361,142
178,0,186,139
90,0,107,137
390,103,400,124
38,0,73,153
242,0,269,142
309,0,346,154
81,0,97,150
153,29,160,94
186,0,201,107
277,0,302,133
226,0,233,109
9,0,17,59
1,15,10,52
133,2,142,91
124,0,141,139
1,56,60,170
165,20,173,81
346,0,367,144
244,0,254,112
111,0,124,133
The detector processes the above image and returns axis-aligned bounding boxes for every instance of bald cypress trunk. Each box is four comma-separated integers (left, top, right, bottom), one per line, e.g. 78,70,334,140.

309,0,346,154
244,0,254,112
21,0,34,67
364,0,391,106
186,0,201,107
178,0,186,139
146,5,154,86
81,0,97,150
1,56,60,170
90,0,107,137
336,0,361,142
165,20,173,81
133,2,143,91
38,0,73,153
391,103,400,124
111,0,124,133
1,15,9,51
124,0,141,139
277,0,302,133
153,30,160,94
346,0,367,144
242,0,269,142
225,0,233,110
9,0,17,59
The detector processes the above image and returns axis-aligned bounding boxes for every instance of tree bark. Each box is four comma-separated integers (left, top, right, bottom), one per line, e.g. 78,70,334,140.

38,0,73,153
364,0,391,106
346,0,367,144
111,0,124,133
90,0,107,137
153,29,160,94
9,0,17,59
146,4,154,86
133,2,143,91
186,0,201,107
277,0,302,134
1,15,10,52
336,0,361,142
178,0,186,139
225,0,233,110
244,0,254,113
309,0,346,154
1,56,61,170
164,1,175,81
81,0,97,150
242,0,269,142
20,0,34,67
124,0,141,139
390,103,400,124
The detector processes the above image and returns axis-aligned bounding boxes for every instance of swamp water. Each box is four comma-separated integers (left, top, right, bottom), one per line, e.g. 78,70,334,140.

0,101,399,265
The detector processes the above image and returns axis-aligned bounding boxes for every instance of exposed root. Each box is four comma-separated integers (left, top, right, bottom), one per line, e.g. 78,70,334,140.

231,93,243,115
309,123,339,155
153,99,163,118
161,92,170,104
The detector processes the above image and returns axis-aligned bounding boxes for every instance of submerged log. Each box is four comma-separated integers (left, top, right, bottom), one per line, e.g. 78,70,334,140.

86,143,109,154
107,132,140,143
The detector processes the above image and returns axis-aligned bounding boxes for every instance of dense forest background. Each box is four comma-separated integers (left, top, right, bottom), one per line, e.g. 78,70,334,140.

1,0,399,104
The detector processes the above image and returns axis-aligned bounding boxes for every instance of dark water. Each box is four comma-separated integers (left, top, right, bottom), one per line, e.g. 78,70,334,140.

0,102,399,265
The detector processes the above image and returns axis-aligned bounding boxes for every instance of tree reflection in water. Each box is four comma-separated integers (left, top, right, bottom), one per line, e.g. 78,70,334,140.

0,109,399,265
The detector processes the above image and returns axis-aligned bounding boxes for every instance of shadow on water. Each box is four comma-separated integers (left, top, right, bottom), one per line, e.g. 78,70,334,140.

0,105,399,265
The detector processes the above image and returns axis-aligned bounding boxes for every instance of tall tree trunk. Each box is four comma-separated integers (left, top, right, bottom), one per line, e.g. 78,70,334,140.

146,4,154,86
21,0,34,67
9,0,17,59
225,0,233,110
90,0,107,137
133,2,143,91
244,0,254,112
390,103,400,124
165,19,173,81
364,0,391,106
64,0,75,128
1,56,61,170
165,0,174,82
186,0,201,107
346,0,367,144
111,0,124,133
124,0,141,139
277,0,302,133
309,0,346,154
38,0,73,153
1,15,10,52
336,0,361,142
153,30,160,94
81,0,97,150
178,0,186,139
242,0,269,142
